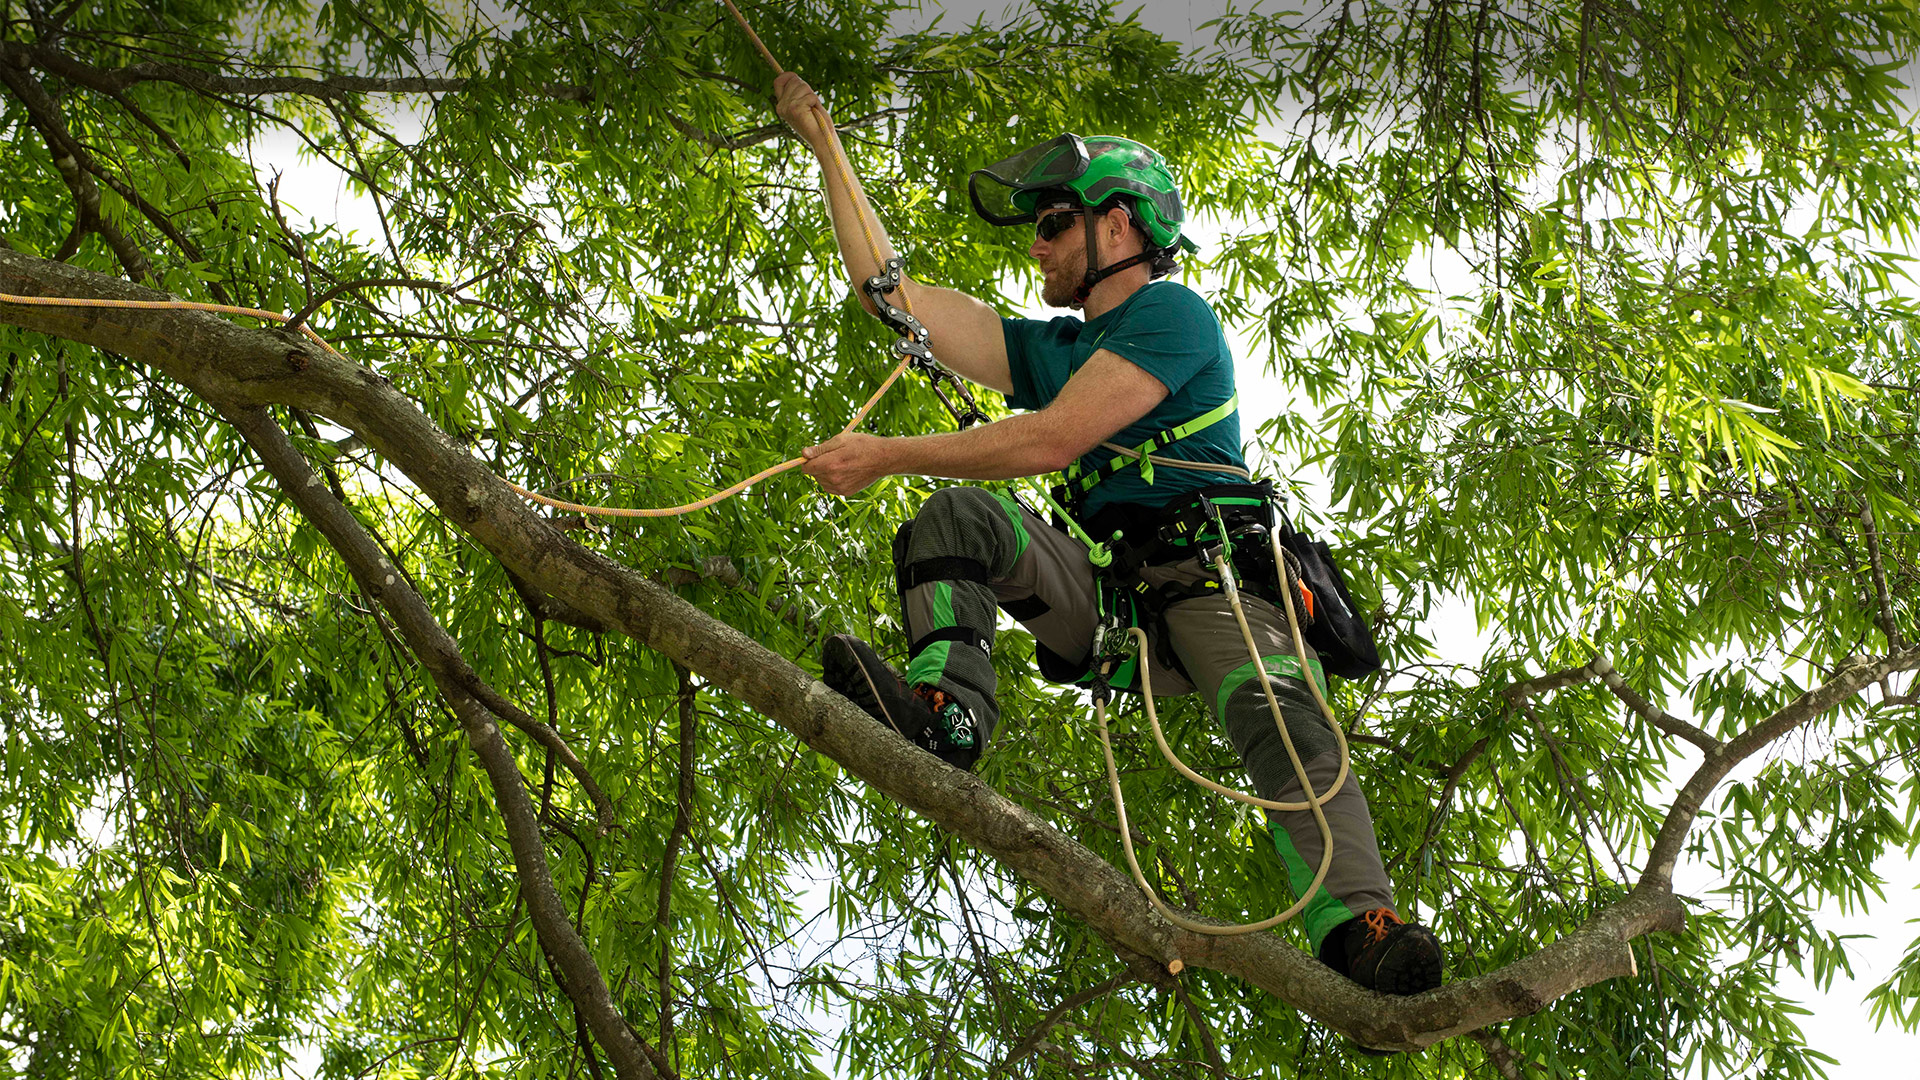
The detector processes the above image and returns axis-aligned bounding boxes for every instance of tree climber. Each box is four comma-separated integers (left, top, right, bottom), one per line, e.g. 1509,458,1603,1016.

775,72,1443,996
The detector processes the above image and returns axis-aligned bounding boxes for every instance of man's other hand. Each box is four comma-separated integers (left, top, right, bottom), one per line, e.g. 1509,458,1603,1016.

802,432,891,496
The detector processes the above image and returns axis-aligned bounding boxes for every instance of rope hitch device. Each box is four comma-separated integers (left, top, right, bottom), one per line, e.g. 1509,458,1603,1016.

862,256,990,429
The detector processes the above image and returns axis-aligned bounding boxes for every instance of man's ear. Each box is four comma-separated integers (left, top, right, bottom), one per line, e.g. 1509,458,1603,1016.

1104,205,1140,252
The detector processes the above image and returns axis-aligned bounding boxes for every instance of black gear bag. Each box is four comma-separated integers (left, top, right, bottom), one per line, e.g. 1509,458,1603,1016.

1271,506,1381,680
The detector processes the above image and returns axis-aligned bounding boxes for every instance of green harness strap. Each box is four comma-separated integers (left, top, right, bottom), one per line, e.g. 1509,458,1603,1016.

1062,391,1239,498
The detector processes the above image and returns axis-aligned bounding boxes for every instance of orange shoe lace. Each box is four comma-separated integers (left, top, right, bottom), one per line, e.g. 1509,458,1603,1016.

913,685,954,710
1360,908,1404,946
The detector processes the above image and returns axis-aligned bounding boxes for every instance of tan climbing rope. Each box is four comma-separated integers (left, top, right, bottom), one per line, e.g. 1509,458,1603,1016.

1093,525,1352,935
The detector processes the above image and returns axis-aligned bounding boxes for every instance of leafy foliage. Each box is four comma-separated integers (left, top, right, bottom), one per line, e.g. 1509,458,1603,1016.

1,1,1917,1077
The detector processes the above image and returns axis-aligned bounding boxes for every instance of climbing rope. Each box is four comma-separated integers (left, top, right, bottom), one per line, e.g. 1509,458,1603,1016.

1090,517,1351,935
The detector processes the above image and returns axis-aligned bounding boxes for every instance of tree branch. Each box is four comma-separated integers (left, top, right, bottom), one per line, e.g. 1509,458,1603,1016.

1469,1028,1532,1079
998,973,1133,1070
1503,655,1722,754
1499,661,1595,703
1861,502,1905,649
216,403,661,1080
656,663,698,1056
1585,655,1722,754
0,41,591,101
0,59,150,279
1171,976,1228,1077
1640,647,1920,892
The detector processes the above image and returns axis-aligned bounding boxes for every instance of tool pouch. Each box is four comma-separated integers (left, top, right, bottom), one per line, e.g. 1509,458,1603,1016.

1272,510,1381,680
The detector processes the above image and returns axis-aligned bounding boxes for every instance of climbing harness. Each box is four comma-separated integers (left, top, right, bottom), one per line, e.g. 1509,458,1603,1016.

1052,391,1240,511
1031,456,1380,935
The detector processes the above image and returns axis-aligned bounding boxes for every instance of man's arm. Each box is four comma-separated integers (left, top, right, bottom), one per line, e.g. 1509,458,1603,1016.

773,72,1013,395
802,349,1168,495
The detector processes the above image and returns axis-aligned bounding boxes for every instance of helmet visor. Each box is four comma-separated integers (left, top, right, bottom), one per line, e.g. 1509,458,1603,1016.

967,134,1089,226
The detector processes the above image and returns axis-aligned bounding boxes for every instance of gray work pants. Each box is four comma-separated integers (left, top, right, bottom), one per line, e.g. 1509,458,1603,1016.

895,485,1395,951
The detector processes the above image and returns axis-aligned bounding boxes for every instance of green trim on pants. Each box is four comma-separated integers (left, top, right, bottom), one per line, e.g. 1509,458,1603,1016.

1219,653,1347,950
991,491,1030,563
1214,653,1329,719
1269,824,1358,951
906,581,956,688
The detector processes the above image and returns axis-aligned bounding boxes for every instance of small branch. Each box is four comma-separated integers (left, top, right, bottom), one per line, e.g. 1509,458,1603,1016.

1586,655,1722,754
1171,976,1228,1077
1469,1028,1531,1079
656,664,698,1056
998,973,1133,1071
1499,661,1595,704
462,675,617,833
1520,700,1632,883
1862,502,1905,649
0,61,150,279
1391,736,1489,875
1641,646,1920,891
287,275,465,331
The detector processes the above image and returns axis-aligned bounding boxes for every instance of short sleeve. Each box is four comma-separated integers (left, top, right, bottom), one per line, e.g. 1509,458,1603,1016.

1092,285,1219,398
1002,315,1079,411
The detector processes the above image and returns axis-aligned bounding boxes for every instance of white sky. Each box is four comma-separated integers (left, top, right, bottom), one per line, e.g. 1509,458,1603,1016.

245,1,1920,1074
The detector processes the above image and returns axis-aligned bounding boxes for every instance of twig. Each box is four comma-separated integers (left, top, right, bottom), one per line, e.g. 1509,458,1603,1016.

656,664,699,1057
1469,1028,1531,1079
998,973,1134,1071
1171,975,1228,1077
1499,661,1596,703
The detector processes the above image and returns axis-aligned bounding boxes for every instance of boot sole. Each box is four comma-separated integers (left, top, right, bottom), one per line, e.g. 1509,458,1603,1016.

822,634,906,738
1370,932,1444,996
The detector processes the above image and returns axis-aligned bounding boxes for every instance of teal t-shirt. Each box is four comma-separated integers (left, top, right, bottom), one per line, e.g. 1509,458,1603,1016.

1002,281,1244,519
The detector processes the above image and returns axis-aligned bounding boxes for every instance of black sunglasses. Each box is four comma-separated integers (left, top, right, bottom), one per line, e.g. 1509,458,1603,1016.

1034,210,1084,243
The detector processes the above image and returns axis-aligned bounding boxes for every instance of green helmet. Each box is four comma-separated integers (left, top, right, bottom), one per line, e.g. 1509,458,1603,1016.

969,133,1197,254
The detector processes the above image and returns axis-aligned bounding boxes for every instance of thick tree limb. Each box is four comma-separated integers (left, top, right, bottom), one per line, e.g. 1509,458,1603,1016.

36,248,1916,1050
216,404,661,1080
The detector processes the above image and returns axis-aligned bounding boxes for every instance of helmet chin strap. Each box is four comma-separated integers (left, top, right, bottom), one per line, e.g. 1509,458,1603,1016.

1071,206,1158,308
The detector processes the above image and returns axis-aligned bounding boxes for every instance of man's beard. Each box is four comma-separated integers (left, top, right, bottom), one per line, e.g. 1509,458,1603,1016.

1040,249,1086,308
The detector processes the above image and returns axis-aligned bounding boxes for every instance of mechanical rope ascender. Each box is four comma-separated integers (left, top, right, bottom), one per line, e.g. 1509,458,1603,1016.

862,256,990,430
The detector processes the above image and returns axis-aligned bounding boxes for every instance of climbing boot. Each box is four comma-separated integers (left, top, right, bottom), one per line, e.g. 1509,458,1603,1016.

1322,908,1443,996
822,634,980,769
